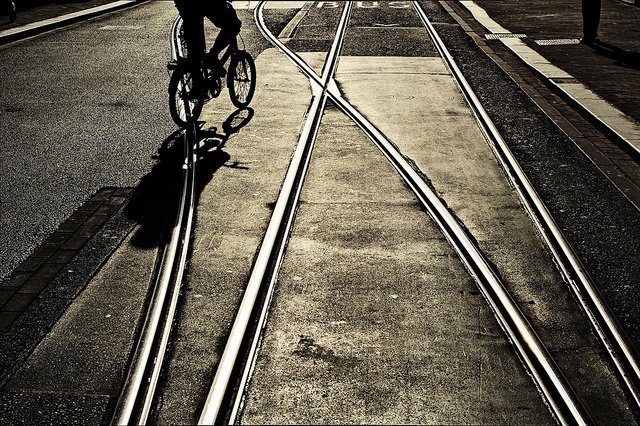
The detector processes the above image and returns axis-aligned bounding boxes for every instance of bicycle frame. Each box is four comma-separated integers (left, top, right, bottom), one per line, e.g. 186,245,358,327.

167,14,255,127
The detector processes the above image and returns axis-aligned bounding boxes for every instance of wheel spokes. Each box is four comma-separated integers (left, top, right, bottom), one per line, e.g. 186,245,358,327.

233,60,252,102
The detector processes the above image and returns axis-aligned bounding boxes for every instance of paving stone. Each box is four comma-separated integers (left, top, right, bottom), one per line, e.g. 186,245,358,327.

17,277,51,295
1,294,37,312
47,250,77,265
60,236,91,251
0,312,20,334
0,273,31,289
13,257,46,273
0,289,14,307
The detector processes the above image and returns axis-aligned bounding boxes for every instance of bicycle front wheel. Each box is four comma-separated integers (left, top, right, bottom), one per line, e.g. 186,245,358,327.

168,68,203,127
227,51,256,109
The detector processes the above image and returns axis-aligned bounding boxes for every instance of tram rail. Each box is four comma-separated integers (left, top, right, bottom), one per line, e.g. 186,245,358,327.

195,1,593,424
412,0,640,411
108,2,639,425
197,4,354,424
111,16,198,425
244,0,638,424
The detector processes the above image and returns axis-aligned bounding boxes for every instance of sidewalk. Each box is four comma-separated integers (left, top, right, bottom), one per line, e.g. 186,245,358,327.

469,0,640,158
0,0,139,43
0,0,113,27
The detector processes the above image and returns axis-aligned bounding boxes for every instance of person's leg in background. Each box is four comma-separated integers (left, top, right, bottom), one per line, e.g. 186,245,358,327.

8,0,16,23
581,0,601,43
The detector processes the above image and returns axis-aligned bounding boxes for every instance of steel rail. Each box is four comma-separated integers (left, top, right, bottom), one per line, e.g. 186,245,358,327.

255,2,590,425
170,15,183,61
223,3,353,423
112,15,198,425
412,0,640,411
197,3,353,424
328,89,590,426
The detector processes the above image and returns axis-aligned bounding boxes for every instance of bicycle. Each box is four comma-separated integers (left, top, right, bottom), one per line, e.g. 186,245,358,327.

167,18,256,128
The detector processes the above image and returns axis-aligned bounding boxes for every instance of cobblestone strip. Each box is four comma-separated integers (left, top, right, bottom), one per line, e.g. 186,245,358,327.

0,187,132,333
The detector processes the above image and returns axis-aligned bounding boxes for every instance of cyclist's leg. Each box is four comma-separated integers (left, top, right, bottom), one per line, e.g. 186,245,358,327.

204,3,241,74
182,10,206,68
181,10,207,97
210,24,240,58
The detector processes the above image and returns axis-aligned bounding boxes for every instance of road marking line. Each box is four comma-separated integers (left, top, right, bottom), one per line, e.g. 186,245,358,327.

0,0,137,43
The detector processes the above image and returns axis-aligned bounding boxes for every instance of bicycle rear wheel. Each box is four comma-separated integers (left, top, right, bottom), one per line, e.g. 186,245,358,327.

168,68,203,127
227,50,256,109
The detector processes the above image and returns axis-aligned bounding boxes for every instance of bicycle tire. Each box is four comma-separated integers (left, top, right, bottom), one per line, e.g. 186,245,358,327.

227,50,256,109
168,68,203,127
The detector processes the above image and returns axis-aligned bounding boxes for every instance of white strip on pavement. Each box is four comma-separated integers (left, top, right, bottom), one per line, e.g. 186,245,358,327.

238,1,308,9
0,0,137,41
460,0,640,155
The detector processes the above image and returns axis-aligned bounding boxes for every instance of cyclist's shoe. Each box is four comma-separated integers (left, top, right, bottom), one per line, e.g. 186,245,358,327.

188,83,208,101
205,53,226,78
212,62,226,78
187,73,208,101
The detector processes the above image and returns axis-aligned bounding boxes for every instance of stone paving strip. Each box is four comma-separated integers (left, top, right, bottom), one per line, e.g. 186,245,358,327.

459,0,640,157
0,188,131,333
0,187,140,394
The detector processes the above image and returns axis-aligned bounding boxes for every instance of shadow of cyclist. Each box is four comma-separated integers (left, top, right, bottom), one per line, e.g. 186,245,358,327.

195,107,254,195
125,107,254,249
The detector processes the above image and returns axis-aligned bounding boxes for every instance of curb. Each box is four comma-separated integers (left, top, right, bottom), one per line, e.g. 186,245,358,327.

458,0,640,161
0,0,142,45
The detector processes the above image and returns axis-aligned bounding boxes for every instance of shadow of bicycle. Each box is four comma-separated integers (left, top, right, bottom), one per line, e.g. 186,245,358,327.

124,107,254,249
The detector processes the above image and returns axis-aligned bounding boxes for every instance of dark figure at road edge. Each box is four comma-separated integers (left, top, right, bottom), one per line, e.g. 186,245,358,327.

173,0,241,76
581,0,601,44
6,0,16,23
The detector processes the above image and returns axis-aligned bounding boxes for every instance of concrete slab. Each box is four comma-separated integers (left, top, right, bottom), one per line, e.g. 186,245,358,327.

240,105,553,424
460,0,509,33
333,55,634,422
4,225,157,396
555,81,640,152
500,38,573,79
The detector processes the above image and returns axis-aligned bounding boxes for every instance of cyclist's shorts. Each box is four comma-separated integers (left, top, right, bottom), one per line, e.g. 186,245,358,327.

205,2,241,32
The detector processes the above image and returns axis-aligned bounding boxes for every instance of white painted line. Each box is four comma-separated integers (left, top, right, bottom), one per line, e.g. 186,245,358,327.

460,0,640,156
0,0,137,42
238,1,308,9
99,24,143,30
278,1,312,39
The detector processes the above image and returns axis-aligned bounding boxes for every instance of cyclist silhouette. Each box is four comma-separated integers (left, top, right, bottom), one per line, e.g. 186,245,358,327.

173,0,241,78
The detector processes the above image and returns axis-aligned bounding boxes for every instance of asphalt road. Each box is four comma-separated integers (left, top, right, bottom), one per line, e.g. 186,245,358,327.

0,1,177,280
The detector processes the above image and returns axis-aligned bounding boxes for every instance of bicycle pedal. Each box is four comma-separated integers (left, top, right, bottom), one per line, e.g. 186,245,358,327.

167,60,179,71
